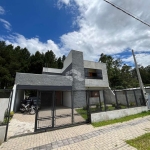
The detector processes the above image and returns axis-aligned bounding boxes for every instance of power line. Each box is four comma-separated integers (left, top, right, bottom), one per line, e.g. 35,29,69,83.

104,0,150,28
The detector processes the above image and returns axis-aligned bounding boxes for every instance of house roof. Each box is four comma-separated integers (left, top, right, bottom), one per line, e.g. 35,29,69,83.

15,73,72,88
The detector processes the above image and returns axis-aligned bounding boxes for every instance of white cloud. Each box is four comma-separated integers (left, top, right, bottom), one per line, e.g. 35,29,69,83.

58,0,70,5
0,6,5,15
57,0,71,9
3,33,62,56
58,0,150,65
0,18,11,31
122,53,150,67
1,0,150,67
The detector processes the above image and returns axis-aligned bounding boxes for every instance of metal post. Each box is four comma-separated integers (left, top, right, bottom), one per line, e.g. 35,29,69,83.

71,90,74,124
124,90,129,108
4,90,13,142
52,91,55,128
34,90,39,132
114,90,119,109
87,90,91,123
98,90,102,111
62,92,63,105
133,90,138,106
103,90,107,111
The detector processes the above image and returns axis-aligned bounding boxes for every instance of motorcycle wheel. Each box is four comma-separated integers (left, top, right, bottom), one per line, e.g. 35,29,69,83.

29,107,35,115
20,108,25,113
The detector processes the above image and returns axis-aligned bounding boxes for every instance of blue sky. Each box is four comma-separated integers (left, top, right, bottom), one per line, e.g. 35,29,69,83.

0,0,150,67
0,0,76,43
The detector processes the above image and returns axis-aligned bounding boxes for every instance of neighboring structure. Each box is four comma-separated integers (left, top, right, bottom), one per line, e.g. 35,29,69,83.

11,50,109,112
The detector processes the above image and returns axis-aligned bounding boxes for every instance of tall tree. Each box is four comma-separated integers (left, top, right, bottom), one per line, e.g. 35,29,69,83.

29,51,44,74
44,50,57,68
57,57,63,69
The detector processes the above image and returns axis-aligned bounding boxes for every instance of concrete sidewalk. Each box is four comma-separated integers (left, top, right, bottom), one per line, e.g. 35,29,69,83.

0,116,150,150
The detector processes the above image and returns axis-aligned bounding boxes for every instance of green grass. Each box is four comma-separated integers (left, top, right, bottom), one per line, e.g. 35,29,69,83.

92,111,150,127
126,133,150,150
76,109,87,120
76,105,127,120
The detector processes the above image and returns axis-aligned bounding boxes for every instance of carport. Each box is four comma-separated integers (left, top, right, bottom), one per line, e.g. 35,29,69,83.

10,73,88,133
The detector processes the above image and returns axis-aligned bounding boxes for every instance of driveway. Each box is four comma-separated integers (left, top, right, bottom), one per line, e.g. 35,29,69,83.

1,115,150,150
7,107,85,138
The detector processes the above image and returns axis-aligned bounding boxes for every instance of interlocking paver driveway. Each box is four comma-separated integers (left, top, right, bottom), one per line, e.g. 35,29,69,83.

0,116,150,150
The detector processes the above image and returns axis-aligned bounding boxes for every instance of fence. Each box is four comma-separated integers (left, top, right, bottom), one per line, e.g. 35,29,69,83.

89,88,148,114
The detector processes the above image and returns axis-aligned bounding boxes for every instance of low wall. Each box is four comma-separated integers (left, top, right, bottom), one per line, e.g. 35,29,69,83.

0,98,9,122
0,126,6,144
91,106,148,123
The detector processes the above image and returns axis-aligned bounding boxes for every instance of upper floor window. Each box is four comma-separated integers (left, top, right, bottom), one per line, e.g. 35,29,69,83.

84,68,103,79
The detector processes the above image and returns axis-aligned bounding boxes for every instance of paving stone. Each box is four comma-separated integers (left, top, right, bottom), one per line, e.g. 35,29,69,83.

1,115,150,150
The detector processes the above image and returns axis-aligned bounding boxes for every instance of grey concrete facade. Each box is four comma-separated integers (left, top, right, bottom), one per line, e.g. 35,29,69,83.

84,60,109,88
15,73,72,87
72,50,86,108
13,50,109,110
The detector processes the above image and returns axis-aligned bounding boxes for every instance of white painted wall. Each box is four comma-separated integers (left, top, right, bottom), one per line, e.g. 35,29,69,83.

43,67,62,73
0,98,9,122
91,106,148,122
63,91,71,107
84,60,109,88
62,50,73,72
42,50,73,73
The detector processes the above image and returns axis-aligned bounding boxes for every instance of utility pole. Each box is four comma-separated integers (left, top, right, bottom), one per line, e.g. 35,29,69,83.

103,0,149,105
132,50,147,103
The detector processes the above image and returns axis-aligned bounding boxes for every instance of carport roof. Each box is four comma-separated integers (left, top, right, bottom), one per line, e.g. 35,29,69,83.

15,73,72,90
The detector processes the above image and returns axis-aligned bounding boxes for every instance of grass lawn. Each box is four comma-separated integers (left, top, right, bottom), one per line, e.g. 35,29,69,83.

76,109,87,120
76,105,127,120
92,111,150,127
126,133,150,150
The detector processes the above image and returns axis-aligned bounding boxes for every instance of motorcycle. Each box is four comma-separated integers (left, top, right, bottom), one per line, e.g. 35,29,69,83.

20,98,36,115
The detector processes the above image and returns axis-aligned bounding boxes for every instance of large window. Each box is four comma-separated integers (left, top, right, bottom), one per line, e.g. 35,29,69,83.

84,68,103,79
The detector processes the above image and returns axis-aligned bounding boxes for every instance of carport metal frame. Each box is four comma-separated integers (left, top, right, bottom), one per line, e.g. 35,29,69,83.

15,85,91,132
34,90,90,132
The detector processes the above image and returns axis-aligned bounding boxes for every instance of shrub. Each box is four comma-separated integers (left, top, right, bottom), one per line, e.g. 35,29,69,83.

130,102,135,107
114,86,124,89
10,111,14,117
4,109,14,117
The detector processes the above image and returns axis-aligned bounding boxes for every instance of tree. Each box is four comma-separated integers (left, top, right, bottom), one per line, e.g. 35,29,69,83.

99,53,122,87
29,51,44,74
44,50,57,68
57,57,63,69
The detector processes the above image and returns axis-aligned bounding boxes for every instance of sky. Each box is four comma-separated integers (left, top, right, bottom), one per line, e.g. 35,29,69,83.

0,0,150,67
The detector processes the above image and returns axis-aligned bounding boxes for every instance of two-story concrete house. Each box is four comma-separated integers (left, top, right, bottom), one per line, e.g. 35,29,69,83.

11,50,109,112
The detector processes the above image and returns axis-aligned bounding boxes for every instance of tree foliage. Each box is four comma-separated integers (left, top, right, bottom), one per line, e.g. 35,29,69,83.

0,40,149,89
99,53,150,89
0,41,64,88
